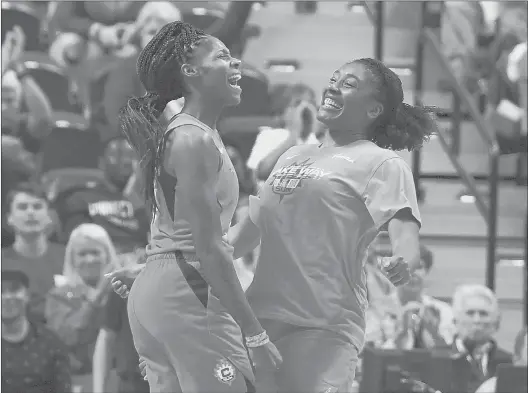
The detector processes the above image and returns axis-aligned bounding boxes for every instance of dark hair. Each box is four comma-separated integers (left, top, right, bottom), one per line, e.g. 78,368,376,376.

118,22,206,215
6,182,48,213
354,58,438,151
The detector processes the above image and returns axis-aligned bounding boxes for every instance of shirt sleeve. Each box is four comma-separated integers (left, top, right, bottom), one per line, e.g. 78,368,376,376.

246,128,291,170
102,291,124,332
363,158,421,231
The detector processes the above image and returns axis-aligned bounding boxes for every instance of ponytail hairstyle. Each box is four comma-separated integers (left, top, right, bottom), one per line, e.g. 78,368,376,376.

118,22,206,217
354,58,438,151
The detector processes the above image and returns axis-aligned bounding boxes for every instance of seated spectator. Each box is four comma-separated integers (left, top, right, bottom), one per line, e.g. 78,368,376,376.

1,183,65,323
368,245,455,349
475,326,527,393
1,269,71,393
2,26,53,154
92,252,149,393
246,83,320,183
1,135,37,246
450,284,513,392
45,223,118,392
54,136,149,253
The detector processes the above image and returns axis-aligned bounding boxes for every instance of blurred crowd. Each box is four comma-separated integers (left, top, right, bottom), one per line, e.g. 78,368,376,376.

1,1,526,393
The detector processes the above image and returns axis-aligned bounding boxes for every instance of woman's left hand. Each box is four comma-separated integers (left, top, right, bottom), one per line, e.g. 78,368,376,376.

380,256,411,287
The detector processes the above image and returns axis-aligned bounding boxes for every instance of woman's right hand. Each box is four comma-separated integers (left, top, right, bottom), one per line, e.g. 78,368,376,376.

250,341,282,375
105,264,145,299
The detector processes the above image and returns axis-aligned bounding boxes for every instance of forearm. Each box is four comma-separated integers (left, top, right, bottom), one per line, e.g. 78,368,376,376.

228,213,261,260
92,333,115,393
198,244,263,337
389,228,421,273
209,2,254,49
21,77,53,134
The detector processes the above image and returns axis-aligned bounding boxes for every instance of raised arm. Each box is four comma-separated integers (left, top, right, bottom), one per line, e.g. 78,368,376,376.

168,126,263,337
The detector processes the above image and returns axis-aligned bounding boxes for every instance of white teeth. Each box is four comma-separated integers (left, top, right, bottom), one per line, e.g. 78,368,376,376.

323,98,342,109
228,74,241,86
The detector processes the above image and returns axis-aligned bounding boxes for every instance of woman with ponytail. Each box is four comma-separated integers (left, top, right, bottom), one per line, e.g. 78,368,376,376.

115,21,280,393
113,57,436,392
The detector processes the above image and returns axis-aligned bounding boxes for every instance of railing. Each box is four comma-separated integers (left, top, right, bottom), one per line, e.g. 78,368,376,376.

361,1,501,290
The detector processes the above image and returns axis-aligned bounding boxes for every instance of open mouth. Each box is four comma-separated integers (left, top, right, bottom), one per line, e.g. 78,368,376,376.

321,96,343,111
227,74,242,90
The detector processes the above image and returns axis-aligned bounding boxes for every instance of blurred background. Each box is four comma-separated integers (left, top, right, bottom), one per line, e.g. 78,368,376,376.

1,1,527,393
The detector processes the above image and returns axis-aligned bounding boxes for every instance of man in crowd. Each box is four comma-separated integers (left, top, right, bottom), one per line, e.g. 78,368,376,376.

1,269,71,393
367,245,455,349
450,284,513,392
55,136,149,254
1,183,65,323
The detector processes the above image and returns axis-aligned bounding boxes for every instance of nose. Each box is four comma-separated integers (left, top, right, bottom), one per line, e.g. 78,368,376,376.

230,57,241,69
325,84,340,96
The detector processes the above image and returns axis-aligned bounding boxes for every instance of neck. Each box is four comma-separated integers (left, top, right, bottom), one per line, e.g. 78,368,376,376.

326,128,367,147
2,317,29,342
182,95,224,130
13,233,48,258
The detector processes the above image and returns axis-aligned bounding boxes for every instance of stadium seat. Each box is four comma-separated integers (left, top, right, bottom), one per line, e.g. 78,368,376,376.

19,51,86,116
1,2,45,52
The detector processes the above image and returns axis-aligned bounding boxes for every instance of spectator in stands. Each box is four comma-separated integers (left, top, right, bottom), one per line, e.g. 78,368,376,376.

2,26,53,154
45,224,118,392
92,252,149,393
475,326,527,393
370,245,455,349
1,183,65,323
102,1,183,139
450,284,513,392
2,269,72,393
246,83,320,183
1,135,37,247
55,136,149,253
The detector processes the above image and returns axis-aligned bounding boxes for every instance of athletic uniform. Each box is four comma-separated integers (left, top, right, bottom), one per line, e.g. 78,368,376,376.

127,113,254,393
247,140,421,392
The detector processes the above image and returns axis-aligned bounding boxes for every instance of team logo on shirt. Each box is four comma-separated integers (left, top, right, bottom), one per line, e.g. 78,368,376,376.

270,159,330,200
213,358,236,385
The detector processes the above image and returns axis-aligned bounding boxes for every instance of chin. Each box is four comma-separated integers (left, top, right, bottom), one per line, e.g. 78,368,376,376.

225,95,242,107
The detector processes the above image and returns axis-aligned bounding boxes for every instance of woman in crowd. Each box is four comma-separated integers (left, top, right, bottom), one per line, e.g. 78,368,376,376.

45,223,118,392
112,49,435,391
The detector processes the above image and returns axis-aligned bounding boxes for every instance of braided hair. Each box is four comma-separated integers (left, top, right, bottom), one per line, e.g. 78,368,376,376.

118,22,206,216
354,58,438,151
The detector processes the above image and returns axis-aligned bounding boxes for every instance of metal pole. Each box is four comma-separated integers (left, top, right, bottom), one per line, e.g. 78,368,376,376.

374,1,384,61
412,1,427,202
486,150,499,291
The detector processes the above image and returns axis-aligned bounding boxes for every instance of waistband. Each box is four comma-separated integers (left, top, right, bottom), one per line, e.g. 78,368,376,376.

146,251,200,263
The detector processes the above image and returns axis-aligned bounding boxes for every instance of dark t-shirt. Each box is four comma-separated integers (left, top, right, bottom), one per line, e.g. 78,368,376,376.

2,323,71,393
1,244,65,322
57,184,149,252
102,291,145,381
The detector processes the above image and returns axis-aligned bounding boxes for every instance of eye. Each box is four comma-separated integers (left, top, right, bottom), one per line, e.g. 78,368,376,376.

344,80,357,88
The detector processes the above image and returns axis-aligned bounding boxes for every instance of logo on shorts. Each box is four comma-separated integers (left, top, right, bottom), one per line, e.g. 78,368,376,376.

214,359,236,385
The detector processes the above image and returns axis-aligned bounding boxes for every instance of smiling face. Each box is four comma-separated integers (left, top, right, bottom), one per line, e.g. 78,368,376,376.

184,36,242,107
317,62,384,133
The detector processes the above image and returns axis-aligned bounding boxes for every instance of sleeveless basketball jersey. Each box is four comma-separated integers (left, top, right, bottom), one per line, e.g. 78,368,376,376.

146,113,239,256
246,140,421,351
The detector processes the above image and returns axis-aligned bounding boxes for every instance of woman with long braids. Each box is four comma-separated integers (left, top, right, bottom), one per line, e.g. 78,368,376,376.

116,21,280,393
112,57,436,392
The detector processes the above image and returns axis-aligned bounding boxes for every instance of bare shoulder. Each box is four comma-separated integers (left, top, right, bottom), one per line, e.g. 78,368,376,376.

165,124,220,179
